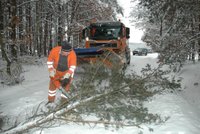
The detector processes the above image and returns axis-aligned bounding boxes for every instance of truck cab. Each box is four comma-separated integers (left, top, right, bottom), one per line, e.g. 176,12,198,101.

75,21,131,68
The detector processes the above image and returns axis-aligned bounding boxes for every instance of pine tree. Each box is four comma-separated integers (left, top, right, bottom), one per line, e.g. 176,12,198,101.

131,0,200,71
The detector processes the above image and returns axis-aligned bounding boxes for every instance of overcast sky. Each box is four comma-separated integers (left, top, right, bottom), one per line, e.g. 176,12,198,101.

117,0,144,43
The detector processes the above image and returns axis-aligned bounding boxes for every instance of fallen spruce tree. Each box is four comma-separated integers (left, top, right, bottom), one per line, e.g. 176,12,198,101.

2,63,181,134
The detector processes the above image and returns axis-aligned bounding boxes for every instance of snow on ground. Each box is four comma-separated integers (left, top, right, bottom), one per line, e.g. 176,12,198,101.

0,65,48,121
129,54,200,134
128,53,159,75
0,53,200,134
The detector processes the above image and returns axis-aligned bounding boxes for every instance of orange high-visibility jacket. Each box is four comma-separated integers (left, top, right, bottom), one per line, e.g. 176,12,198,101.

47,46,77,77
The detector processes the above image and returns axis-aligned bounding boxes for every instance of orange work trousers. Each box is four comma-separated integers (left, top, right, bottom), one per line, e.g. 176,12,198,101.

48,70,72,102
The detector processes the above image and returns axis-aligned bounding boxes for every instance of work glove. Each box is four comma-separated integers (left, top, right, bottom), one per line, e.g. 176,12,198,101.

49,68,56,78
61,73,71,87
63,72,71,79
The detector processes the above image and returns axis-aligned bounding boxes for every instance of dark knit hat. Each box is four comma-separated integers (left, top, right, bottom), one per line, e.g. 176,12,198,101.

61,41,72,52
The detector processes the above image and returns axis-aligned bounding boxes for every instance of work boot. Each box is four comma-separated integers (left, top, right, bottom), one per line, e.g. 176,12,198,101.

45,101,56,110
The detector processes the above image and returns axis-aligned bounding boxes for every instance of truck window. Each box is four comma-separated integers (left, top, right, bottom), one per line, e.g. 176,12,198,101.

90,26,121,40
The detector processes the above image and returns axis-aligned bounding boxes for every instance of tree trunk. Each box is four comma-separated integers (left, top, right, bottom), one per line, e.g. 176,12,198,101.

18,2,24,56
58,2,63,45
191,18,195,61
0,0,12,75
48,14,53,54
10,0,18,60
27,3,33,55
198,15,200,61
0,0,4,58
4,93,105,134
43,14,48,56
34,1,39,57
37,0,43,58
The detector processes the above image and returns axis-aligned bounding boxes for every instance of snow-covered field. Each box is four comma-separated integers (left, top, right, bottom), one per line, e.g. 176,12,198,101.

0,53,200,134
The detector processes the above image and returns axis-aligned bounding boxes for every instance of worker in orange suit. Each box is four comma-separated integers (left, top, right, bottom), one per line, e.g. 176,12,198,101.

46,41,77,104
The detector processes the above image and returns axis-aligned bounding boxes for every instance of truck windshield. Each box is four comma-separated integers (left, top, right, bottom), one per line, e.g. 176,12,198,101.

89,26,121,40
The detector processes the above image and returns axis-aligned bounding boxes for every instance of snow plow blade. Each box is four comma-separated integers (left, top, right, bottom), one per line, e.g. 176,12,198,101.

74,47,126,69
74,48,104,58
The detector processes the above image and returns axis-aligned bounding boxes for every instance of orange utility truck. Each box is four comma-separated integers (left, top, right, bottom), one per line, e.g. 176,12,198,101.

74,21,131,68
